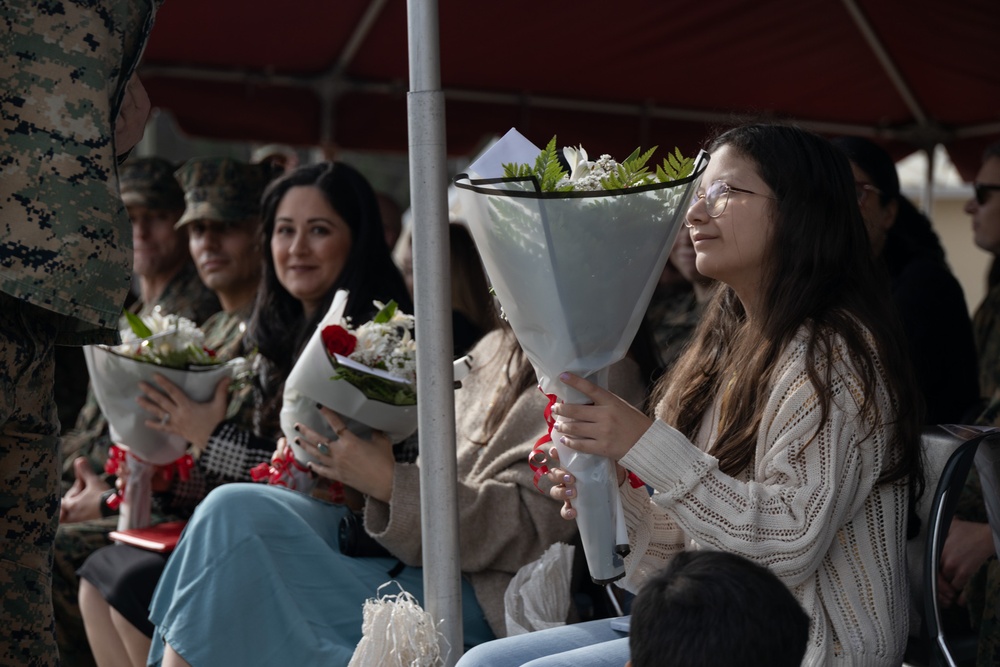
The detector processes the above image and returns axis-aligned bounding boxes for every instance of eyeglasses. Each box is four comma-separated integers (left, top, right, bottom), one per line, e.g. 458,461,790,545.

975,183,1000,206
855,181,882,205
687,179,777,224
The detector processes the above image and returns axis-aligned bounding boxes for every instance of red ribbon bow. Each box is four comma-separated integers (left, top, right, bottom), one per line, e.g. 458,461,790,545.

102,446,197,511
250,449,312,489
527,390,559,492
524,392,646,492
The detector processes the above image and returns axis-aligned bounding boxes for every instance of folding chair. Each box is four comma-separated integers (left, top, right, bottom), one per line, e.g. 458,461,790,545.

923,424,1000,667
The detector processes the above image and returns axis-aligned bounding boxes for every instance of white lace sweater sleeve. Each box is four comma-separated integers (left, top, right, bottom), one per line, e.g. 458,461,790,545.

619,331,910,666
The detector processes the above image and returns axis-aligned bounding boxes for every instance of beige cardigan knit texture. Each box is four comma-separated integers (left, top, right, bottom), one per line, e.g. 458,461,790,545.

364,329,645,637
619,327,910,667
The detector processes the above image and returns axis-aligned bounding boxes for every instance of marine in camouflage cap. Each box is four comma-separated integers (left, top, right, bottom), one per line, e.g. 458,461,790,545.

120,157,186,212
174,157,276,227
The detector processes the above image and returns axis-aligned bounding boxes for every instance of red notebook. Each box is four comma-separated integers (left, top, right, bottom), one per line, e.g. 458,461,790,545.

108,520,188,553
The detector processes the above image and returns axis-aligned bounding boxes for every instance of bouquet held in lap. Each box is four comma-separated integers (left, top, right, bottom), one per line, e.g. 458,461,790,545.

84,309,245,528
254,289,418,493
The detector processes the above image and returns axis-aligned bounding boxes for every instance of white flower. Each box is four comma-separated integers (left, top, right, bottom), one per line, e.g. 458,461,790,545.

563,145,593,182
342,300,417,385
115,308,216,367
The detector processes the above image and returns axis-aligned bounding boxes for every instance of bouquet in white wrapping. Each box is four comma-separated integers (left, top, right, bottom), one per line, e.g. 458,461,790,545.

455,128,708,582
84,309,245,528
266,290,418,493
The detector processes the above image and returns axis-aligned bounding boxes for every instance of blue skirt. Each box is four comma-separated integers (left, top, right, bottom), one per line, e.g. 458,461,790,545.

147,483,493,666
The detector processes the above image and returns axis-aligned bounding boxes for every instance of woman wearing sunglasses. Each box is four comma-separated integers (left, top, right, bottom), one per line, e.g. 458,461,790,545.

457,123,924,667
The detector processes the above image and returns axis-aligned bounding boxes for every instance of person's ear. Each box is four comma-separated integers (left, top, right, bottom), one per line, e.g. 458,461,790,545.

624,660,633,667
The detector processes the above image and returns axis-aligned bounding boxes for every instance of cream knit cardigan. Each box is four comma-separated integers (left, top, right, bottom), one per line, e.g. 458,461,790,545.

619,327,909,667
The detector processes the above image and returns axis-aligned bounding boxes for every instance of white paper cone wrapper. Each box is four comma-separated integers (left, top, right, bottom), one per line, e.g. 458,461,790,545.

84,346,243,465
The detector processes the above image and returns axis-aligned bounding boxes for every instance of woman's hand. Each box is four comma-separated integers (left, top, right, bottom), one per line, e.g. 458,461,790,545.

138,374,230,454
937,517,995,607
544,447,627,521
293,405,395,503
549,372,653,461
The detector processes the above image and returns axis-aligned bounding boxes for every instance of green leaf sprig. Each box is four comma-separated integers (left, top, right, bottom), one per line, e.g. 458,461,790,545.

503,136,574,192
501,136,694,192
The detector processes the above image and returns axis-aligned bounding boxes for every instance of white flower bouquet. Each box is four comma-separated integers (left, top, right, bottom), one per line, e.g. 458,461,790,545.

280,290,419,470
84,309,245,528
455,128,709,582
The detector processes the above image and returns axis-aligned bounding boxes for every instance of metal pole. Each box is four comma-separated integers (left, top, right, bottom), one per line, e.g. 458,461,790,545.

922,144,936,215
406,0,463,663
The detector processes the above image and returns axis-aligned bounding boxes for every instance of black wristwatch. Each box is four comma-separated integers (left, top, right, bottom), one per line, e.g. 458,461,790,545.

99,488,120,518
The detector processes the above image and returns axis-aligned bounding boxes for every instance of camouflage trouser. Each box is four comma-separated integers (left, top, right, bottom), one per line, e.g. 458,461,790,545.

0,296,62,667
52,518,118,667
966,557,1000,667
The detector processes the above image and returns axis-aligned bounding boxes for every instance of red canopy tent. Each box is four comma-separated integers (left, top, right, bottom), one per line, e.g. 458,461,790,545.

141,0,1000,180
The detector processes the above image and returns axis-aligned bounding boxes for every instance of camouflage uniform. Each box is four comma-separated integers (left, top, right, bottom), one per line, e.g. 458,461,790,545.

974,283,1000,399
55,158,273,665
955,288,1000,667
645,283,704,373
963,387,1000,667
0,2,161,664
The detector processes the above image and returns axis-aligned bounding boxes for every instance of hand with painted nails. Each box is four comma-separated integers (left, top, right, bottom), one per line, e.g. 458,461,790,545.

550,372,653,462
545,447,628,521
292,404,395,503
137,373,231,454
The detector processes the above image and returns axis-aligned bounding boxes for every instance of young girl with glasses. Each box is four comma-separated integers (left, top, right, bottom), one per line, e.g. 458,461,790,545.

457,123,924,667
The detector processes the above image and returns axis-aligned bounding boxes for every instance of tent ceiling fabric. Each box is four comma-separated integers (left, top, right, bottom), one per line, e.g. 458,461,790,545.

140,0,1000,179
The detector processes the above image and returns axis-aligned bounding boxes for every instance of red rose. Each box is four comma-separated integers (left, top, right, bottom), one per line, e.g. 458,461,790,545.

321,325,357,357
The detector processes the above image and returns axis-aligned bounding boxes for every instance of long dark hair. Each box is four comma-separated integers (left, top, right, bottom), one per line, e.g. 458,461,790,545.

659,124,922,491
246,161,412,423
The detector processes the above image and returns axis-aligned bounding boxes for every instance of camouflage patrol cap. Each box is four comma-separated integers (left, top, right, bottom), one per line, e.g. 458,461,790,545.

174,157,274,228
119,157,185,210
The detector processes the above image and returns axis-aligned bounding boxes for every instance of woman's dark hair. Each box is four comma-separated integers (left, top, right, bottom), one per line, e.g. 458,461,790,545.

660,124,923,493
246,161,412,427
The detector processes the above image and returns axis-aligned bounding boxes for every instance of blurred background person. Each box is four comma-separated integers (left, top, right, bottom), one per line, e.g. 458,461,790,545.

645,230,716,373
833,136,979,425
53,158,271,667
393,220,498,358
449,223,498,357
376,191,404,252
250,143,299,176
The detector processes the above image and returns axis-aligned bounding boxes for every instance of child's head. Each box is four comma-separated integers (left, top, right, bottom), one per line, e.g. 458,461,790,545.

627,550,809,667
